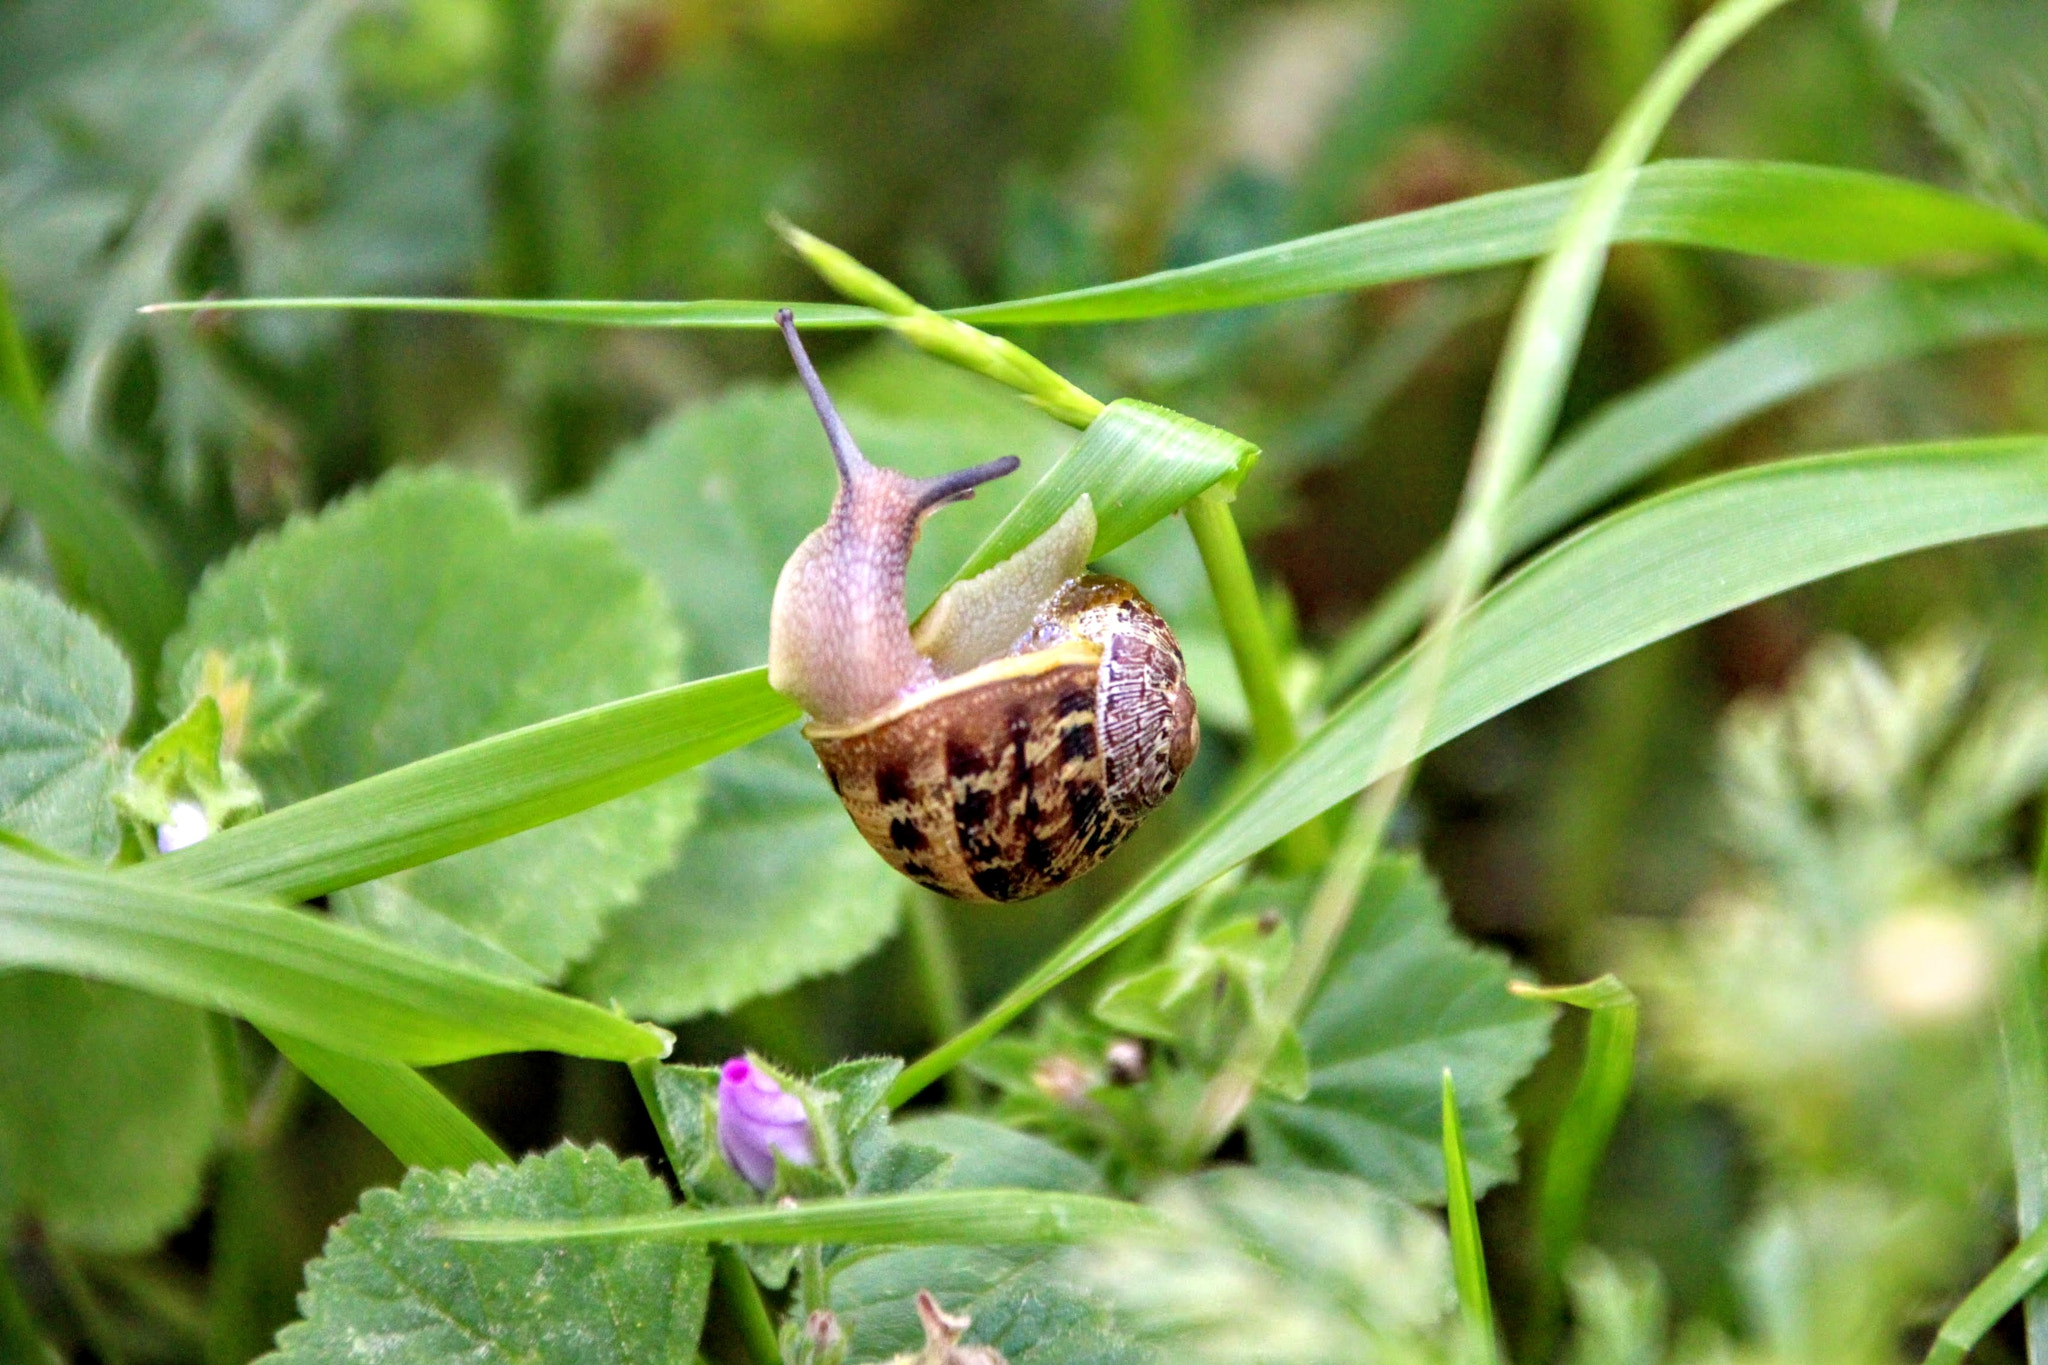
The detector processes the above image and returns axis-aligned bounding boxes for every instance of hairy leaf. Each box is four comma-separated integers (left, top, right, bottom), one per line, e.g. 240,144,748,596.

0,576,131,860
166,469,695,982
1247,859,1554,1201
266,1145,708,1365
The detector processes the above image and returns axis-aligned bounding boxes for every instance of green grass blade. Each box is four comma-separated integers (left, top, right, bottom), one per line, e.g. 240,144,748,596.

890,434,2048,1103
1514,975,1640,1283
947,160,2048,325
1325,266,2048,694
0,853,669,1065
1925,1217,2048,1365
140,668,794,900
1443,1069,1497,1358
0,400,182,669
268,1032,508,1171
2004,897,2048,1360
142,163,2048,332
953,398,1256,578
139,298,887,326
435,1188,1161,1246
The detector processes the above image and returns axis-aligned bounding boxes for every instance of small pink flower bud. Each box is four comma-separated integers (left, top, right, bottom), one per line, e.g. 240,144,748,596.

717,1056,815,1190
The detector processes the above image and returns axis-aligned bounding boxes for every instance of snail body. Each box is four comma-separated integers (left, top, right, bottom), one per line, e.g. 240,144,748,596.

767,310,1198,902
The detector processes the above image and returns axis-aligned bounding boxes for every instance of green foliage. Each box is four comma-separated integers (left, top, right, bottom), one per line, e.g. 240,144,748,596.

267,1144,709,1365
829,1115,1149,1365
1249,859,1554,1202
167,469,695,981
0,972,219,1252
0,576,132,860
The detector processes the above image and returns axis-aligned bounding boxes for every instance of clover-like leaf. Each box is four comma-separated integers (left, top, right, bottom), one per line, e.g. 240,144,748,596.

266,1144,709,1365
0,576,132,860
166,470,696,981
1247,857,1556,1202
568,346,1073,1016
829,1115,1151,1365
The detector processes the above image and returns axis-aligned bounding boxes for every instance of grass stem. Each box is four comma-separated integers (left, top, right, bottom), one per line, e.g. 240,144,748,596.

905,891,975,1107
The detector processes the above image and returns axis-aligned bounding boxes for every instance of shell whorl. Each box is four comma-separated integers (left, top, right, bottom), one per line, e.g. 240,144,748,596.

766,309,1018,726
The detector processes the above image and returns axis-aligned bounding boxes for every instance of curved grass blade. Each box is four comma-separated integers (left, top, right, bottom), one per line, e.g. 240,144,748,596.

891,434,2048,1102
1514,977,1640,1289
268,1032,507,1170
1444,1070,1496,1360
139,668,795,900
954,399,1257,578
0,853,670,1065
1324,265,2048,694
436,1188,1161,1246
142,163,2048,333
949,159,2048,325
1925,1218,2048,1365
0,401,182,671
139,298,886,326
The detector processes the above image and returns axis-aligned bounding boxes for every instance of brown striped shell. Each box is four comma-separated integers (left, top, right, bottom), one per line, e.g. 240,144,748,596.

764,310,1199,903
807,579,1198,902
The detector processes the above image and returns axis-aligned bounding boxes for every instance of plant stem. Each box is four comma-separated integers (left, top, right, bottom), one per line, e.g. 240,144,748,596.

629,1059,779,1365
905,891,974,1106
1183,489,1327,871
2004,822,2048,1365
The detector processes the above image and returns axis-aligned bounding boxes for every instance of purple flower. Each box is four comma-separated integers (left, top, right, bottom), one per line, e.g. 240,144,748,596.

717,1056,815,1190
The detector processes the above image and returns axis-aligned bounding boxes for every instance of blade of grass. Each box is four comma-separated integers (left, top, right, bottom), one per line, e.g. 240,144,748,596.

1324,265,2048,694
1925,1217,2048,1365
1515,975,1639,1279
143,162,2048,330
890,434,2048,1104
1444,1069,1497,1360
435,1188,1162,1246
2002,826,2048,1364
0,388,182,671
268,1033,507,1170
0,268,40,417
139,668,795,900
0,852,669,1065
1180,0,1795,1152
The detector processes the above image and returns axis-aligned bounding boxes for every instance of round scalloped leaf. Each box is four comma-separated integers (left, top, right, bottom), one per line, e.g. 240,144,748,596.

0,576,132,861
267,1144,709,1365
166,470,695,981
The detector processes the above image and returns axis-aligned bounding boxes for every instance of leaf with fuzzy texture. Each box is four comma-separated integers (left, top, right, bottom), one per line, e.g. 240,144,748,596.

1248,857,1555,1202
829,1114,1153,1365
167,470,696,982
0,576,132,860
0,973,219,1252
567,347,1073,1016
266,1144,708,1365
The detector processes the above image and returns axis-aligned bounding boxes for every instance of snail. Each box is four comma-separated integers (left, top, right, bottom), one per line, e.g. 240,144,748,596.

767,309,1198,902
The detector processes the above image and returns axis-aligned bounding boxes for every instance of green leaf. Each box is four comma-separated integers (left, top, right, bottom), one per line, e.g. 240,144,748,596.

1247,858,1555,1201
0,576,133,861
1327,266,2048,692
149,161,2048,330
1441,1070,1497,1357
140,668,794,906
945,159,2048,324
1924,1214,2048,1365
0,851,670,1065
267,1144,709,1365
894,434,2048,1104
0,404,181,670
268,1033,507,1172
574,735,902,1021
162,469,696,981
1081,1167,1457,1361
1518,975,1640,1285
828,1115,1151,1365
954,400,1257,580
0,972,220,1252
567,346,1073,1013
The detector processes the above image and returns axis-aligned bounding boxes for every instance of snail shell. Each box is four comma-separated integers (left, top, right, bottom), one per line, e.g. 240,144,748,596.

766,310,1198,902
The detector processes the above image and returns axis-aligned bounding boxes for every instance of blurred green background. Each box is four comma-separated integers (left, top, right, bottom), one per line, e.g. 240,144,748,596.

5,0,2048,1360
